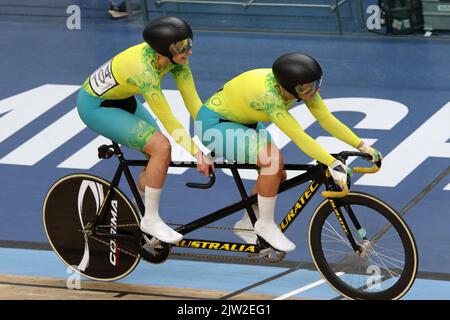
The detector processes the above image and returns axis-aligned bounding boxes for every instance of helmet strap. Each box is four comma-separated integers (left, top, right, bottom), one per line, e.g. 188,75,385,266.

169,56,177,65
280,85,299,100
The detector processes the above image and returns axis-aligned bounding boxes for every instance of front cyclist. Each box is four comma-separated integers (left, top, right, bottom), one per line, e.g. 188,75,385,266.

77,16,213,244
195,53,382,252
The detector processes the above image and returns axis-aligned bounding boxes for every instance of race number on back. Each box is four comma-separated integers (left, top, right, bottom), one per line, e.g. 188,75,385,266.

89,59,118,96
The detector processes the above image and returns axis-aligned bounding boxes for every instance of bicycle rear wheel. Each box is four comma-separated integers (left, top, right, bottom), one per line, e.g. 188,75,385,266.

43,174,141,281
308,192,418,300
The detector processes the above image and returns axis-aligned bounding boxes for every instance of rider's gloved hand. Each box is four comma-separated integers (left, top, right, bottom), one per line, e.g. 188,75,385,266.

358,141,383,164
195,151,215,177
328,159,352,191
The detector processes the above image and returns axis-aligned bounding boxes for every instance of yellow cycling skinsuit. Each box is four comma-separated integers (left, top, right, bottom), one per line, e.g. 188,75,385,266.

77,42,201,155
195,68,361,164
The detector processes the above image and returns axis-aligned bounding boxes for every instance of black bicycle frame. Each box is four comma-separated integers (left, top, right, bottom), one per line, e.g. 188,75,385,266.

93,143,362,253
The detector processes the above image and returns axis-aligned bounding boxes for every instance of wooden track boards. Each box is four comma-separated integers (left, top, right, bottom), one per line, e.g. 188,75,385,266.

0,274,303,300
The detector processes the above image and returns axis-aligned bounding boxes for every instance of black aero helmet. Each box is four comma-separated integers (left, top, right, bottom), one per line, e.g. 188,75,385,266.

143,16,193,59
272,53,323,98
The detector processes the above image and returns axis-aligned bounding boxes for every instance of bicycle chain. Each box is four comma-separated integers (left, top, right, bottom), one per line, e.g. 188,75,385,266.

164,224,287,264
95,224,139,228
94,223,253,232
169,251,284,264
90,223,283,264
167,222,255,232
86,233,139,259
88,232,282,264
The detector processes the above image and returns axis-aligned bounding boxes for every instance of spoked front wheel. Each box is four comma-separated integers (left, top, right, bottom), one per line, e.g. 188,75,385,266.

309,192,418,300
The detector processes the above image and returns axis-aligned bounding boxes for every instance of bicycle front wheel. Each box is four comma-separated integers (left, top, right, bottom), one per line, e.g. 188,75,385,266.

308,192,418,300
43,174,141,281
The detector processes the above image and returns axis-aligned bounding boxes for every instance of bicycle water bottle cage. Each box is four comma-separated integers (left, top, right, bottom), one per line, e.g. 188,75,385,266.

98,144,115,159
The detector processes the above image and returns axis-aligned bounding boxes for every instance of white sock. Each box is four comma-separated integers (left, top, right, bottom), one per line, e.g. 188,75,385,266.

140,187,182,244
254,194,296,252
145,187,161,213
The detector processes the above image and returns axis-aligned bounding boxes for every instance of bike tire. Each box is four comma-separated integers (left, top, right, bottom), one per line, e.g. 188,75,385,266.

43,173,141,281
308,192,418,300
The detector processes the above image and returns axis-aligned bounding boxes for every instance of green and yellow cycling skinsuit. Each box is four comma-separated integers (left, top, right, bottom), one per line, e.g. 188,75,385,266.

77,42,201,156
195,68,361,164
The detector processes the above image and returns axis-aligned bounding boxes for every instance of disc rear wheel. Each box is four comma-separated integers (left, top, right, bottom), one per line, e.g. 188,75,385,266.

43,174,141,281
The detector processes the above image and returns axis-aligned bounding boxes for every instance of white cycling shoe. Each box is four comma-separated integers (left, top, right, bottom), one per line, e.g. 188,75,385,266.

254,221,296,252
140,215,182,244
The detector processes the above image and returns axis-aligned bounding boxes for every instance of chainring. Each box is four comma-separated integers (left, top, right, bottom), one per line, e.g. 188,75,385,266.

139,234,171,264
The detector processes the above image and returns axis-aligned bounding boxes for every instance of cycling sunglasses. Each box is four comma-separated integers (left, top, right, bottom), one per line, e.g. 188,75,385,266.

169,38,193,56
295,77,323,96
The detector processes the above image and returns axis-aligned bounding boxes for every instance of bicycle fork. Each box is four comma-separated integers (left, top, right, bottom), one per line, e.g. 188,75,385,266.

328,199,366,255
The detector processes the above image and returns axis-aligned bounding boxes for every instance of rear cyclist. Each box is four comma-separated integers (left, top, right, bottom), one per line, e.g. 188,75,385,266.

77,16,213,244
195,53,382,252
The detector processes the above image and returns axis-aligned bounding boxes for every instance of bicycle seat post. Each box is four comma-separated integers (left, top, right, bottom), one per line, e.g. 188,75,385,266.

111,142,122,157
110,142,130,166
109,141,146,216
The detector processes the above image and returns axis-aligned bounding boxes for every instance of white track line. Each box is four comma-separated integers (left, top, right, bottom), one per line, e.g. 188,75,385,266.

274,272,345,300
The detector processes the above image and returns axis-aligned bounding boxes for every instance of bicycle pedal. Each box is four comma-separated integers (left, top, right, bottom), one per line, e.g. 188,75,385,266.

142,234,164,248
258,247,275,257
246,243,271,258
257,247,286,262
